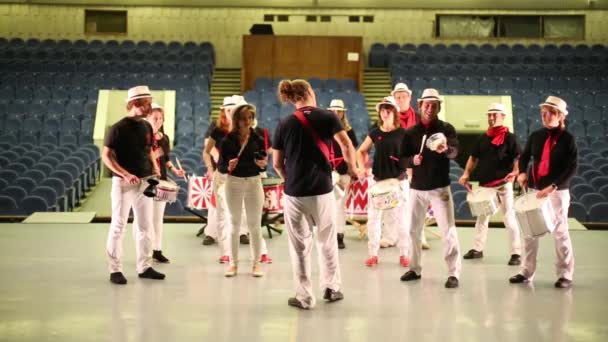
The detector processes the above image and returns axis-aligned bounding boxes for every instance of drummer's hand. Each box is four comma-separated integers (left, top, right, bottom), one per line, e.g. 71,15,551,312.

435,143,448,154
254,158,268,168
504,171,517,183
173,168,186,178
123,173,140,185
206,168,214,180
228,158,239,172
152,165,161,177
517,173,528,189
458,174,470,189
413,154,423,166
536,185,555,198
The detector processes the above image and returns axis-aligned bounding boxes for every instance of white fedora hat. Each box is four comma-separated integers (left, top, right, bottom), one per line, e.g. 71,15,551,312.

126,85,152,102
391,82,412,96
539,96,568,116
220,95,245,109
327,99,347,111
486,103,506,115
417,88,443,103
231,102,256,120
376,96,400,113
151,102,163,111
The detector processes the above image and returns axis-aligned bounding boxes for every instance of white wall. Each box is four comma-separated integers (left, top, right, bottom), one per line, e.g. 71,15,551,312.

1,4,607,67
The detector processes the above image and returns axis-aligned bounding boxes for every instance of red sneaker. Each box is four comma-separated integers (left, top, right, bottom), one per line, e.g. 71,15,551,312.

365,256,378,267
260,254,273,264
218,255,230,264
400,255,410,267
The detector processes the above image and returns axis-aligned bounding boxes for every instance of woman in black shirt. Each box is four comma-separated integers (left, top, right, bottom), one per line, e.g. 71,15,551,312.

218,103,267,278
510,96,577,289
357,96,410,268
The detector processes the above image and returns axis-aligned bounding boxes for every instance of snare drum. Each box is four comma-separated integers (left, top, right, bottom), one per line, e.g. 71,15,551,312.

262,178,285,213
187,176,215,209
155,179,179,203
513,191,556,238
369,178,403,210
345,177,369,219
466,187,499,217
426,133,447,151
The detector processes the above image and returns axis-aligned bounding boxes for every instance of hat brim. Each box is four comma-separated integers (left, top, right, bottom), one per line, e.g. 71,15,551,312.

539,103,568,116
327,106,347,111
486,110,506,115
376,103,398,113
391,89,412,96
417,97,442,103
125,94,153,103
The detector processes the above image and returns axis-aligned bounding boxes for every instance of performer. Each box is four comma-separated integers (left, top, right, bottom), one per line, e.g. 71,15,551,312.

327,99,359,249
273,79,359,309
142,103,185,263
459,103,522,266
509,96,577,289
218,103,267,277
202,96,272,264
357,96,410,268
399,88,462,288
392,82,431,250
102,85,165,285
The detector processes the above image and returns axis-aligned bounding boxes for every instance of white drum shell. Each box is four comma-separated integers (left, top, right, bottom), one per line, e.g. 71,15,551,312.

369,178,403,210
466,187,499,217
155,180,179,203
514,192,556,238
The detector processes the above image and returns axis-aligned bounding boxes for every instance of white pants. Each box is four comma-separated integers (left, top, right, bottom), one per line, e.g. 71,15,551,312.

224,175,264,266
334,174,351,234
284,192,341,309
151,200,167,250
521,190,575,281
367,178,410,256
472,182,522,255
106,176,153,274
407,186,462,278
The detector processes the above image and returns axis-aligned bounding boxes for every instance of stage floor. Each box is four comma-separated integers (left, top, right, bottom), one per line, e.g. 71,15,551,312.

0,223,606,342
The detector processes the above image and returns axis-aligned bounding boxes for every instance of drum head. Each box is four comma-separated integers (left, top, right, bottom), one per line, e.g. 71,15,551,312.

514,192,548,212
466,187,496,202
370,178,400,195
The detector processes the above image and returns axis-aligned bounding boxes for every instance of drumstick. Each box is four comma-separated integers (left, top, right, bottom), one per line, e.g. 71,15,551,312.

419,134,427,154
175,157,188,182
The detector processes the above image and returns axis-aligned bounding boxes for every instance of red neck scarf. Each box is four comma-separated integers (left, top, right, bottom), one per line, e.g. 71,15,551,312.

399,107,417,129
486,126,509,146
537,128,561,178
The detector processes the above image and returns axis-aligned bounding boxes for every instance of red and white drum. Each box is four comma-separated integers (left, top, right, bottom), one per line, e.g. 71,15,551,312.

187,176,216,209
345,177,369,219
262,179,285,213
154,179,179,203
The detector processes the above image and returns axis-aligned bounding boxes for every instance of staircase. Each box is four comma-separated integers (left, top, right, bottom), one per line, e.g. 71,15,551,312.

210,68,241,119
362,68,392,122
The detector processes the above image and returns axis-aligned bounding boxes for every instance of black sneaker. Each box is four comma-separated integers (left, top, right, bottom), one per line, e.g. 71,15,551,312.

240,234,250,245
508,254,521,266
202,235,216,245
287,297,309,310
445,276,459,288
138,267,166,280
400,270,421,282
152,250,170,263
463,249,483,259
337,233,345,249
323,288,344,302
554,277,573,289
110,272,127,285
509,274,529,284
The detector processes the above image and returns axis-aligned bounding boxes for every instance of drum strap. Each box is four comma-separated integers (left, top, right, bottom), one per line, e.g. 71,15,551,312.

294,110,336,166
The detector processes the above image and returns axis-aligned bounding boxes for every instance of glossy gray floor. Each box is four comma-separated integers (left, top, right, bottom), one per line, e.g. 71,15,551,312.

0,223,607,342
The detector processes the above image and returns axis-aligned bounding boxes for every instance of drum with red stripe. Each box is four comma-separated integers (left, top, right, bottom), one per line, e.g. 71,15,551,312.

187,176,216,209
345,177,369,219
262,178,285,213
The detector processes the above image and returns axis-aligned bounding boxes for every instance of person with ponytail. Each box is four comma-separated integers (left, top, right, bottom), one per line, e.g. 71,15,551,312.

509,96,577,289
458,103,522,266
272,79,360,309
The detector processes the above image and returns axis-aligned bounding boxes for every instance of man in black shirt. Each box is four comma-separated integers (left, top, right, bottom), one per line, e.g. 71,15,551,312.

102,86,165,285
458,103,522,266
399,88,462,289
273,79,360,309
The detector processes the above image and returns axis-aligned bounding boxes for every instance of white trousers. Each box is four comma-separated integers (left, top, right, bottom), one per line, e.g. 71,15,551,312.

367,178,410,256
334,174,351,234
151,200,167,250
284,192,341,309
224,175,264,266
407,186,462,278
521,190,575,281
106,176,153,274
472,182,522,255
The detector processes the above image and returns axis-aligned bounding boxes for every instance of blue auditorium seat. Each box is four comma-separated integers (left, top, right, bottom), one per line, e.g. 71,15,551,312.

0,196,19,215
3,185,28,204
569,201,587,222
589,203,608,222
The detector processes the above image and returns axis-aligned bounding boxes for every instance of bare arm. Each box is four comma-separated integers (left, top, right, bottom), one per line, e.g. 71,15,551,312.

203,137,217,177
334,130,360,178
272,149,286,180
458,156,478,186
356,136,373,172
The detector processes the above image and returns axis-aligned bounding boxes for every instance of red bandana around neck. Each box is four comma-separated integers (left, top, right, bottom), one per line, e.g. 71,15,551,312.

399,107,417,129
537,129,561,178
486,126,509,146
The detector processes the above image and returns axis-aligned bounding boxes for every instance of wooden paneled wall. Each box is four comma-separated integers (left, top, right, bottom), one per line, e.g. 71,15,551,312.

241,35,362,92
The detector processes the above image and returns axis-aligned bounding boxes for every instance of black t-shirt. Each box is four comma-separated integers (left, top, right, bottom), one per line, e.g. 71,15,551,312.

332,128,358,175
367,127,407,181
470,132,520,186
519,127,578,190
104,116,154,178
205,125,229,167
154,134,171,180
218,129,266,177
401,120,459,191
272,106,344,197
